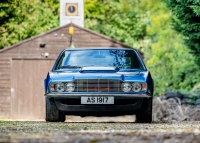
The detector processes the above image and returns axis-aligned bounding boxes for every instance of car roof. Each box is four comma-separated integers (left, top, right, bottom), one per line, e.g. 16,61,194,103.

64,47,136,51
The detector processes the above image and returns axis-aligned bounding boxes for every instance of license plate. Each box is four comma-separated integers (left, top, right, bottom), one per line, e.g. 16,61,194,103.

81,97,114,104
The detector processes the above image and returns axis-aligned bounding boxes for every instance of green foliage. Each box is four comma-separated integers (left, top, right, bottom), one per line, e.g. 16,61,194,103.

0,0,14,25
42,0,59,15
162,0,200,65
137,0,200,95
0,0,59,49
84,0,148,48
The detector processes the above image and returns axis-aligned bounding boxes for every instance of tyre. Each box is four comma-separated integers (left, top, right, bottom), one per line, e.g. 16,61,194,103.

182,94,190,99
195,99,200,105
46,97,66,122
181,94,191,105
165,91,182,99
166,97,181,105
136,98,152,123
196,105,200,108
182,98,190,105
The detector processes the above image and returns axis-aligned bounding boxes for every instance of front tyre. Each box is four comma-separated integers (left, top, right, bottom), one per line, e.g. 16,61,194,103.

136,98,152,123
46,97,66,122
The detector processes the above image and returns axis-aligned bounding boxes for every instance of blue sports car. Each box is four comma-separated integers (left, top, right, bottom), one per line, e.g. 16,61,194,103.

44,47,154,123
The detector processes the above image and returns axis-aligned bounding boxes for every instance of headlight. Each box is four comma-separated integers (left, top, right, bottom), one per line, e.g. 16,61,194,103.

66,82,75,92
121,83,132,92
132,83,142,92
55,83,65,92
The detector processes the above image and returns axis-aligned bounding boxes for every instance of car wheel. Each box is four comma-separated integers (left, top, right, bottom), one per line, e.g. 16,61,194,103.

46,97,66,122
136,98,152,123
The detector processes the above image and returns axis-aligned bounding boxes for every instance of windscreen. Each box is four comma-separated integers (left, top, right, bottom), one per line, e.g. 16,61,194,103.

55,49,145,70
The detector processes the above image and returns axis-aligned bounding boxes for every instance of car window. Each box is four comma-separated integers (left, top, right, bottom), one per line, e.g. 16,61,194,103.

55,49,144,70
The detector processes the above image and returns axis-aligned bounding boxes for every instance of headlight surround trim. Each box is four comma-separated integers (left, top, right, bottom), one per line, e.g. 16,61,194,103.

121,82,132,92
132,82,142,92
66,82,75,92
121,82,147,92
49,82,75,92
55,82,65,92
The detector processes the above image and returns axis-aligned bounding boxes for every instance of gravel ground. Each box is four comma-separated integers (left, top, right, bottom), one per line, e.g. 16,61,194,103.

1,121,200,143
1,97,200,143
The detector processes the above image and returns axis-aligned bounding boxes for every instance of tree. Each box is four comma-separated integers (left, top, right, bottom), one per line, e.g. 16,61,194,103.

0,0,59,49
0,0,15,26
0,0,16,44
162,0,200,65
136,0,200,95
84,0,148,48
42,0,59,15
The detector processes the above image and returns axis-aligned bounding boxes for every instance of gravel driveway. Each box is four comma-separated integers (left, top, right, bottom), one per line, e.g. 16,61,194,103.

1,117,200,143
1,97,200,143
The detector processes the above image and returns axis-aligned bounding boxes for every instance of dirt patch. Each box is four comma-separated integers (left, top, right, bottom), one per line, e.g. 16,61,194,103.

1,121,200,142
1,130,200,143
65,115,136,122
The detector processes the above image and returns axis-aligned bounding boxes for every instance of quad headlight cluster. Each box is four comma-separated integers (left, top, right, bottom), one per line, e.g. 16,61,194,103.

49,82,146,93
50,82,75,92
121,82,147,92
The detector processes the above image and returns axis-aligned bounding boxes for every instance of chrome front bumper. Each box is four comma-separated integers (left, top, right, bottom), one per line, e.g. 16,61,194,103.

45,93,151,98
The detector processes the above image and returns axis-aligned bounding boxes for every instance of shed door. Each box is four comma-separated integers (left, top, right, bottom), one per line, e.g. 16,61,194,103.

11,59,55,119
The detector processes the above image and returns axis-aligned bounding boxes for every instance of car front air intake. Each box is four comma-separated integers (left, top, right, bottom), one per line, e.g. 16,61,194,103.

73,79,122,92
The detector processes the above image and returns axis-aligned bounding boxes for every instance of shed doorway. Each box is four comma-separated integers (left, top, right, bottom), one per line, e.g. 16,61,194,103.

11,59,55,119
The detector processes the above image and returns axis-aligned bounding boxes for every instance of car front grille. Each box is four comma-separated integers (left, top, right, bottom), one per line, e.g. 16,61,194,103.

73,79,122,92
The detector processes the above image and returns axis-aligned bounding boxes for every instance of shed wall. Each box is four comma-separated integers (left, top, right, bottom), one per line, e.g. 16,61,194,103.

0,26,130,60
11,59,55,119
0,24,132,119
0,59,11,118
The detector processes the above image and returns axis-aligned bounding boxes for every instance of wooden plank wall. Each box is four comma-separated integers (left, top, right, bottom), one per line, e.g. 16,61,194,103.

0,59,11,118
11,59,55,119
0,26,130,60
0,24,132,119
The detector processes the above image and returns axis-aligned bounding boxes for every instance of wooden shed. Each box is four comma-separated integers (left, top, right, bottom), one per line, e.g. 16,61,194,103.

0,24,133,120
